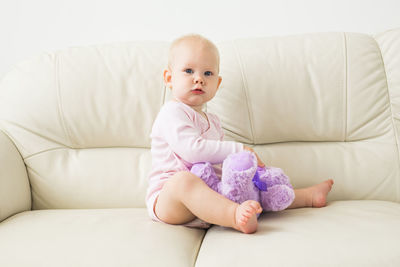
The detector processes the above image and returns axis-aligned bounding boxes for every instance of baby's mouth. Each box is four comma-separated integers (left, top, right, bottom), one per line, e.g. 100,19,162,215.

191,88,205,94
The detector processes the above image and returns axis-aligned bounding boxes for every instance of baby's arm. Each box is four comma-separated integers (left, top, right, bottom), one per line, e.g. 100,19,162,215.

212,113,265,167
157,105,243,164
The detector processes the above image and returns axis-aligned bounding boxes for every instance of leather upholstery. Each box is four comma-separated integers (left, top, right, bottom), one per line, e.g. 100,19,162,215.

1,28,399,266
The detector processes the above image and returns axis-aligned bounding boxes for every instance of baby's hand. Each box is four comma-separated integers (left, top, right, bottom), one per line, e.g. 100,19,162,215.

243,146,265,167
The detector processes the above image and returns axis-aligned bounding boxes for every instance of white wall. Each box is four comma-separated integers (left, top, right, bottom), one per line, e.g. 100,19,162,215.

1,0,399,79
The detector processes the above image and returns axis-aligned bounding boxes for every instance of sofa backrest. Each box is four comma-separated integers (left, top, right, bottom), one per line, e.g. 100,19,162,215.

1,29,399,209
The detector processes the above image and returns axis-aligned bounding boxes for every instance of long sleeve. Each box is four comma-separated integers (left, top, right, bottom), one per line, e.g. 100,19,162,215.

152,102,243,164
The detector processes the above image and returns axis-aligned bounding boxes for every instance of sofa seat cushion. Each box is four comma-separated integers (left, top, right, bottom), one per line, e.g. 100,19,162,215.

196,200,400,267
0,208,205,267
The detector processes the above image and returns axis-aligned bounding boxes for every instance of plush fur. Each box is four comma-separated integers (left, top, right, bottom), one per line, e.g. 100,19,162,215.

190,151,295,212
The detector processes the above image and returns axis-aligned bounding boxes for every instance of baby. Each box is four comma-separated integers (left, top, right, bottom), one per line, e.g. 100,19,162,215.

146,34,334,234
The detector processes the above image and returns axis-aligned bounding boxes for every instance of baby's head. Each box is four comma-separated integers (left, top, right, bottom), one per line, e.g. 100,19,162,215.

164,34,222,112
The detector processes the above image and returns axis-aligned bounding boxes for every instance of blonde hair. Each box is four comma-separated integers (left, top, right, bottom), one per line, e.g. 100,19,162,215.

168,34,220,71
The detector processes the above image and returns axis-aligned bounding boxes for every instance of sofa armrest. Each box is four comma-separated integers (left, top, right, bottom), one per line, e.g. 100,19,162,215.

0,130,31,222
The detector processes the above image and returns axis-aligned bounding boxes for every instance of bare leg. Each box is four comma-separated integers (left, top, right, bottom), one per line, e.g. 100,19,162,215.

155,171,262,234
288,179,334,209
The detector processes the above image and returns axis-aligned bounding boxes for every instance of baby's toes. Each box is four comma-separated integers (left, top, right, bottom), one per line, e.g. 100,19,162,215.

244,207,253,214
254,205,263,213
249,201,262,213
241,210,251,219
239,215,250,225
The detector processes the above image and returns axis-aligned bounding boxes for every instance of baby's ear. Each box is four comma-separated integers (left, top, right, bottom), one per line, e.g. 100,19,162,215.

217,76,222,90
163,68,173,89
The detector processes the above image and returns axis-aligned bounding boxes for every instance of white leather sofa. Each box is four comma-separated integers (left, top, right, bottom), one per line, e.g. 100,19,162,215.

1,28,400,267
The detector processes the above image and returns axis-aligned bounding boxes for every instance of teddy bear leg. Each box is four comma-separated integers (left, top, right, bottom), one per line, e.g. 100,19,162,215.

219,151,259,204
257,166,295,211
260,185,295,212
258,166,293,188
190,162,220,192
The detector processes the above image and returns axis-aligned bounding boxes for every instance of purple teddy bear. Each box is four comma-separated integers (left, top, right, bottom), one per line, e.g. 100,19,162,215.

190,151,295,212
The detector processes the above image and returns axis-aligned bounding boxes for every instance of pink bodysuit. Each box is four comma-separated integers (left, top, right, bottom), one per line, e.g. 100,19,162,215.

146,101,243,228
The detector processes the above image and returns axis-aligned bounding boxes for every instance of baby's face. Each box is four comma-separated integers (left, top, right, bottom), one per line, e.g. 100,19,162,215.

164,41,222,112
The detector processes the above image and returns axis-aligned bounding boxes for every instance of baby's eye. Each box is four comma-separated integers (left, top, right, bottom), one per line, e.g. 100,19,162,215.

185,69,193,74
204,71,213,76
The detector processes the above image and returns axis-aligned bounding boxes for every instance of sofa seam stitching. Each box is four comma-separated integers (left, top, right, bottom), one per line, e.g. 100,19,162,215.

373,35,400,201
233,40,256,144
192,230,207,267
55,53,74,148
23,145,150,160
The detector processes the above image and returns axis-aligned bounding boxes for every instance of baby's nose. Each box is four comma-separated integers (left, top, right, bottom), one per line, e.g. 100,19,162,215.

194,76,204,84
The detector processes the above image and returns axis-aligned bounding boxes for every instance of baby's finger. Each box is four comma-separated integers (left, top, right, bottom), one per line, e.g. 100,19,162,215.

256,156,265,167
252,152,265,167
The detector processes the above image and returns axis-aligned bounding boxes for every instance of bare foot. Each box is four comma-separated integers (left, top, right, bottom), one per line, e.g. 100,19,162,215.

233,200,262,234
309,179,334,208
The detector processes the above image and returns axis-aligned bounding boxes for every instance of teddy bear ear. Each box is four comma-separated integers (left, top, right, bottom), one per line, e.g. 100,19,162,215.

252,172,268,191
